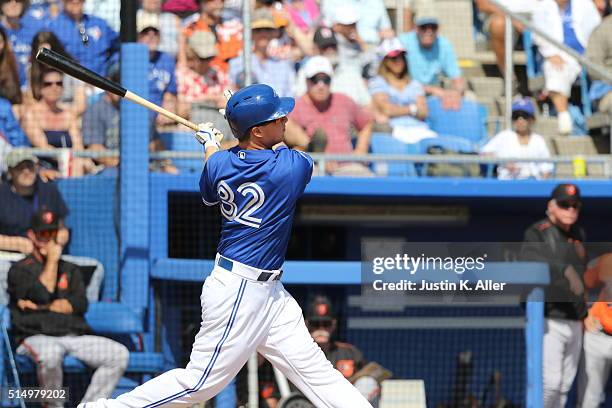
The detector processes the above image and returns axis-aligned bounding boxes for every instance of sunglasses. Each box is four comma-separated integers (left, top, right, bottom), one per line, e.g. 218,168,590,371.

418,24,438,31
43,81,63,88
309,320,333,329
35,229,59,240
512,111,533,121
557,201,581,210
308,75,331,85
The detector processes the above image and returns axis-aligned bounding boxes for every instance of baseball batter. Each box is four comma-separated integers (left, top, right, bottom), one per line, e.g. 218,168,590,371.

81,84,372,408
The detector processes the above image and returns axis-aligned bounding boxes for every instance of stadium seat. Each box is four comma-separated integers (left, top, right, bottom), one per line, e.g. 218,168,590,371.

552,136,604,178
426,97,488,144
0,300,164,406
369,133,418,177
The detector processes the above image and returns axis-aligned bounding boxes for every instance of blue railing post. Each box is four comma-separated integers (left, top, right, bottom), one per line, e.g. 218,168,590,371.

526,287,544,408
119,43,150,309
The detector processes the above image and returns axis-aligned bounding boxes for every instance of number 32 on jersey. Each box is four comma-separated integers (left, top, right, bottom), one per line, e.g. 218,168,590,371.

218,180,265,228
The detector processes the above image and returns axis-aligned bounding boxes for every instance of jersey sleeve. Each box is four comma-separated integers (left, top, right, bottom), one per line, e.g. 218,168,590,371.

289,149,314,197
199,155,219,206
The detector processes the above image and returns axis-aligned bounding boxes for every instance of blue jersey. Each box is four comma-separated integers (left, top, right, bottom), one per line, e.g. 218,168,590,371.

2,17,46,87
148,51,177,117
49,12,119,76
200,146,313,270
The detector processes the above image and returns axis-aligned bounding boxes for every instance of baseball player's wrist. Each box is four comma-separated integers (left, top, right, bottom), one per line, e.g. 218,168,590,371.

204,140,220,151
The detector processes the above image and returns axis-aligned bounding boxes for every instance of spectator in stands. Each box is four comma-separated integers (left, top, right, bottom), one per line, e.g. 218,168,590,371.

532,0,600,135
322,0,393,49
328,4,368,75
49,0,119,76
0,26,28,145
585,14,612,116
235,353,281,408
137,0,181,57
176,30,229,119
21,67,91,176
369,38,436,144
255,1,314,62
287,56,373,176
284,0,320,34
521,183,588,408
475,0,536,77
229,8,295,97
0,149,66,254
0,97,28,147
305,295,386,407
0,25,23,107
480,97,553,180
137,16,178,127
1,0,45,87
399,16,464,111
7,208,129,407
29,31,88,116
83,66,177,173
84,0,120,33
294,26,371,107
179,0,243,73
82,70,120,169
577,253,612,408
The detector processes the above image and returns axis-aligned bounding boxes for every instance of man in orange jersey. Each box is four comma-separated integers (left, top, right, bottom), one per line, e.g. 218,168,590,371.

577,253,612,408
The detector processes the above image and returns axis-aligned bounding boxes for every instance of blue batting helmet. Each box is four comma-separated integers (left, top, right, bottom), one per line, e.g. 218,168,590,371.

225,84,295,139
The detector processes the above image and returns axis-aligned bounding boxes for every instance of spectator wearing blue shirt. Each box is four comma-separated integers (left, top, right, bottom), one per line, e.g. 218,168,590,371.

137,16,177,127
369,38,436,144
399,16,465,111
48,0,119,77
533,0,600,135
1,0,46,87
0,97,28,146
229,8,295,97
322,0,394,46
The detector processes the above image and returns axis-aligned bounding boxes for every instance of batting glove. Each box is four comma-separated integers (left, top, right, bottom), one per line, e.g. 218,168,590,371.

195,122,223,150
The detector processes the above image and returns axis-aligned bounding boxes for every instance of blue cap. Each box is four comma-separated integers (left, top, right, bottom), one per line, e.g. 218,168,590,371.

511,97,535,117
415,16,439,26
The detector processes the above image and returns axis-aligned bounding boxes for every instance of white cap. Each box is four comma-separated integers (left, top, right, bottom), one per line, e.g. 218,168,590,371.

332,4,359,25
302,56,334,79
137,12,161,33
377,38,406,59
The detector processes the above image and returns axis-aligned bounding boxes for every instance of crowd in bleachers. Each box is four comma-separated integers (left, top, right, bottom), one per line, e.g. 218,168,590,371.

0,0,610,179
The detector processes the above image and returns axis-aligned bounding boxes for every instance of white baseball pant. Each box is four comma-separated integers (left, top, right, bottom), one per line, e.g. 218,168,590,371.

542,318,583,408
82,258,373,408
17,334,129,407
577,330,612,408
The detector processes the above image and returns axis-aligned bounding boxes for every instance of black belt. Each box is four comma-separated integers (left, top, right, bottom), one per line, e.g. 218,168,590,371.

217,256,283,282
